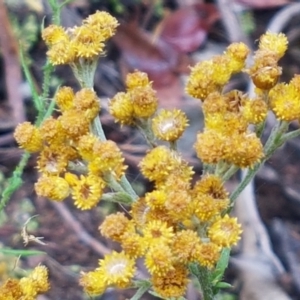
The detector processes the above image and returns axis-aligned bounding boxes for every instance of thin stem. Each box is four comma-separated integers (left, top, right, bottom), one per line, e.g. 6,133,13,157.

130,282,151,300
189,263,215,300
281,128,300,141
221,165,238,182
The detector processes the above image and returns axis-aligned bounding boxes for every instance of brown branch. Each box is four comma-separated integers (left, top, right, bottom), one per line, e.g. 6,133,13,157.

0,0,25,125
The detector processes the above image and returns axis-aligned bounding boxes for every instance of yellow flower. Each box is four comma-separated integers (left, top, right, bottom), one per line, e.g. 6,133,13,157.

224,132,264,168
42,24,68,46
191,194,229,222
192,242,220,269
55,86,75,112
14,122,43,153
68,173,106,210
19,277,37,298
269,82,300,121
145,189,167,209
74,88,100,121
225,42,250,73
28,265,50,293
171,230,201,263
247,53,282,90
142,220,174,248
59,109,90,140
194,130,225,164
79,270,106,296
139,146,180,183
151,263,188,298
47,39,76,65
242,97,268,124
120,231,145,258
99,212,132,242
130,86,158,118
72,25,105,59
84,10,119,40
109,92,134,125
208,214,242,247
126,70,151,90
88,140,127,179
164,189,192,221
145,243,174,275
97,251,136,288
152,109,188,142
35,175,70,201
37,147,68,175
193,174,228,199
202,92,228,115
0,279,22,299
259,31,288,59
40,117,66,146
77,134,99,161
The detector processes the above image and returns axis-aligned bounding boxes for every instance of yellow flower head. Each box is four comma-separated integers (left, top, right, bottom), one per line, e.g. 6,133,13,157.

59,109,90,140
191,194,229,222
35,175,70,201
67,173,106,210
97,251,136,288
28,265,50,293
145,189,167,209
142,220,174,249
194,130,225,164
40,117,66,146
225,42,250,73
192,242,220,269
130,86,158,118
72,25,105,59
248,53,282,90
259,31,288,59
42,24,68,46
126,70,151,90
19,277,37,298
164,189,192,221
139,146,181,183
186,61,218,100
171,230,201,263
77,134,99,161
88,140,127,179
151,263,188,299
269,82,300,121
0,279,23,299
208,214,242,247
145,243,174,275
14,122,43,153
202,92,228,115
99,212,132,242
120,231,145,258
130,197,150,228
242,97,268,124
74,88,100,120
109,92,134,125
84,11,119,40
224,132,264,168
37,146,68,175
192,174,228,200
79,270,106,296
55,86,75,112
152,109,189,142
47,39,76,65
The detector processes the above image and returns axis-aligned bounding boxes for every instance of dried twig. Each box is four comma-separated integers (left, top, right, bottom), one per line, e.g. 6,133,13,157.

50,201,110,256
0,1,25,125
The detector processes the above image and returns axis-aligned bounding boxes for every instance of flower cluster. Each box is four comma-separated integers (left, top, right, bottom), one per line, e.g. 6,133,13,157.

82,169,241,298
13,8,297,299
14,85,126,210
0,265,49,300
42,11,118,65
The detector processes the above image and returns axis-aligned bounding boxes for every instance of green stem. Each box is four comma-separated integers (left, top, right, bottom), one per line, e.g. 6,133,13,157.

189,264,215,300
221,165,238,182
130,281,151,300
281,128,300,142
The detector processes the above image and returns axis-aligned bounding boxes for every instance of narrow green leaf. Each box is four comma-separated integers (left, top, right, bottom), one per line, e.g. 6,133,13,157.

0,248,46,257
